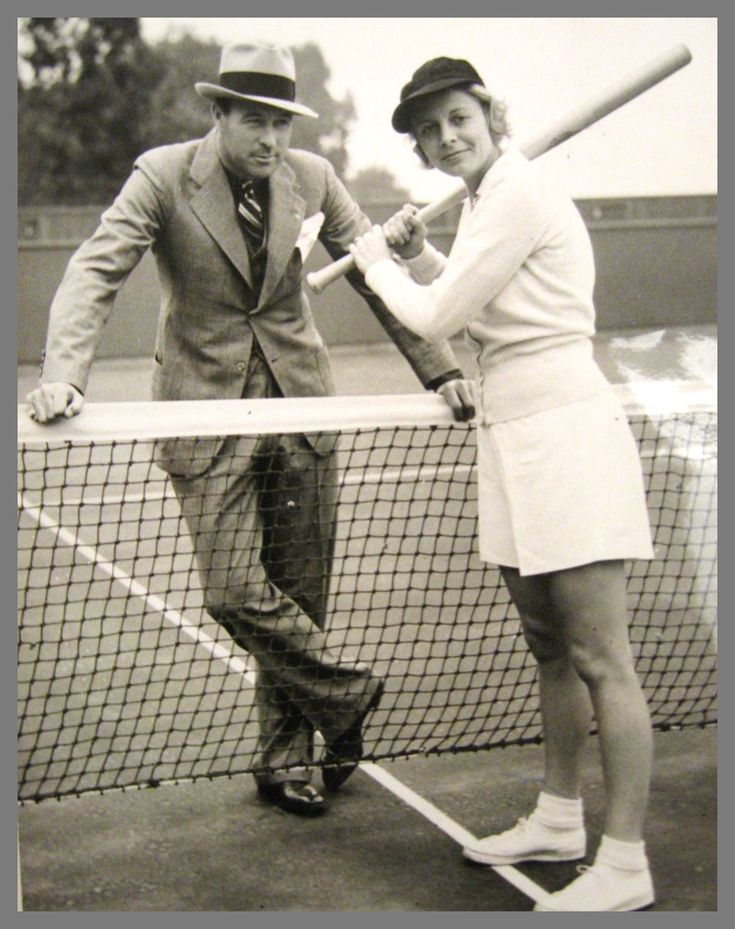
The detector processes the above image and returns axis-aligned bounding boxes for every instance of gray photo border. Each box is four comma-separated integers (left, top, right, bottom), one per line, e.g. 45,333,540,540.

6,2,725,927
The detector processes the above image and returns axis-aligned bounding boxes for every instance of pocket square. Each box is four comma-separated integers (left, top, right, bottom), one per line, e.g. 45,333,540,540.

295,211,325,261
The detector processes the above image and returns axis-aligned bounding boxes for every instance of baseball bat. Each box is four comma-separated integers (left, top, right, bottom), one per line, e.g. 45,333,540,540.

306,43,692,294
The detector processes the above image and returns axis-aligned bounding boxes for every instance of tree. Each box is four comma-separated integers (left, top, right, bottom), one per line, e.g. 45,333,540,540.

346,165,411,205
139,34,220,146
289,43,356,179
18,22,358,205
18,18,167,204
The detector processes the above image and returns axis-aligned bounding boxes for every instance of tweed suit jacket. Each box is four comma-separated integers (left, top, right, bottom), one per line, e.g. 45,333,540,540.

41,129,461,475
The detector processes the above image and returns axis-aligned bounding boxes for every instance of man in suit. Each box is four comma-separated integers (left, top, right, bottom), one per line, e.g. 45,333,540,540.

26,41,475,816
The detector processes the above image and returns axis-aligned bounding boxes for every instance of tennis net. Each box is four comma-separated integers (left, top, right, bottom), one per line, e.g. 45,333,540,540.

17,383,717,802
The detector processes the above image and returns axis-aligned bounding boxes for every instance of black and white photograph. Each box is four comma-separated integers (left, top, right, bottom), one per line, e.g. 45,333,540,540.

16,13,717,915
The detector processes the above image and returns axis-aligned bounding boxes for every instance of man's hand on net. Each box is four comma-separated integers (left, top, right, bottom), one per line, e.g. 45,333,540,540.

26,382,84,424
436,378,476,422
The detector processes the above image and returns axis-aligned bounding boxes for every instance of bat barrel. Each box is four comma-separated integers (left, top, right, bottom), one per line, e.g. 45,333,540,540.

522,44,692,160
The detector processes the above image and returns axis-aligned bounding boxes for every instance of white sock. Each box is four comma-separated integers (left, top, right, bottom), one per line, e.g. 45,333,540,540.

596,834,649,871
533,790,584,829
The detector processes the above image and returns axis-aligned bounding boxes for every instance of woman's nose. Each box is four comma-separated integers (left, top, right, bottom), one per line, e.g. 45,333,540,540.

439,123,457,145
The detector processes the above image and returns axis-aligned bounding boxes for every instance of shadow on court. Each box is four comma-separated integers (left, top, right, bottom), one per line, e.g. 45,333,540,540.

18,726,715,912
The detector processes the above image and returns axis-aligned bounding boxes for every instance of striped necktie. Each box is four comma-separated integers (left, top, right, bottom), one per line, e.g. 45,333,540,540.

237,180,266,250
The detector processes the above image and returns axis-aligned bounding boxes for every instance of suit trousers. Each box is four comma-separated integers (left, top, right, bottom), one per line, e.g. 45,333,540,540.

169,351,380,785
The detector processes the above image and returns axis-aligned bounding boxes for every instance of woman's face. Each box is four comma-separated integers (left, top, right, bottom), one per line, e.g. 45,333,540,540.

411,89,499,190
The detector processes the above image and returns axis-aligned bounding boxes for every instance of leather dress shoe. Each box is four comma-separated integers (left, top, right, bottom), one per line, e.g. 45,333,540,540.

322,680,384,792
257,781,326,816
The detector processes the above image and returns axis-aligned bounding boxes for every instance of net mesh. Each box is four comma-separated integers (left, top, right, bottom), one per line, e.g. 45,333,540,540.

17,387,717,803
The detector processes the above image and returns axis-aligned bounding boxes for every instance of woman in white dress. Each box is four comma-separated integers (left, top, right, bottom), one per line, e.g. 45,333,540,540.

349,56,656,912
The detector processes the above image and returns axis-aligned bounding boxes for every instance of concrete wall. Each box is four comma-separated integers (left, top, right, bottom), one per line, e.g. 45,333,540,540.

17,196,716,365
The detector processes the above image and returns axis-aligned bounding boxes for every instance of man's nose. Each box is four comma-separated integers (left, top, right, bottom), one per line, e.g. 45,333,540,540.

258,126,278,147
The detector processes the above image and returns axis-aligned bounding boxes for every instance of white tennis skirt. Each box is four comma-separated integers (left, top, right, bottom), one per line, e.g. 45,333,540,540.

476,389,654,575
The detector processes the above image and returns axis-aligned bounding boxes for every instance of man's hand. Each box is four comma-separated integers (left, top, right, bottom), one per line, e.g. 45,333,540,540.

382,204,427,260
26,382,84,424
436,378,476,422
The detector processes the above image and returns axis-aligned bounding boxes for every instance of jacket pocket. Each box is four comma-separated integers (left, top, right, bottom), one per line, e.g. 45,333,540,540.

154,435,226,479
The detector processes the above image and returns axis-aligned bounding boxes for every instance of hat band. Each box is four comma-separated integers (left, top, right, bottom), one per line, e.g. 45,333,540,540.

218,70,296,102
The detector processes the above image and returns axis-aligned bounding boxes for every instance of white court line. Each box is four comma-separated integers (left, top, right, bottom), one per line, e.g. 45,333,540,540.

19,500,549,904
359,760,552,906
18,494,257,685
26,461,473,509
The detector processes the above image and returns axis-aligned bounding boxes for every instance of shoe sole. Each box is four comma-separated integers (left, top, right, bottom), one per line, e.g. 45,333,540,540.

277,800,326,817
256,786,326,817
463,847,586,866
534,892,655,912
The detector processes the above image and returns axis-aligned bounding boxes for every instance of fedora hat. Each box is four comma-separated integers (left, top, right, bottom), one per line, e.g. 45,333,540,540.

195,42,318,118
392,57,487,132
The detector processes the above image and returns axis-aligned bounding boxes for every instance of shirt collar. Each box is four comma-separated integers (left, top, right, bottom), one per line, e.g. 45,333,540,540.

224,167,269,202
472,142,527,204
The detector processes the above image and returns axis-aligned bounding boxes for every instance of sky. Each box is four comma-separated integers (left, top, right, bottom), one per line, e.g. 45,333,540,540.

139,16,717,202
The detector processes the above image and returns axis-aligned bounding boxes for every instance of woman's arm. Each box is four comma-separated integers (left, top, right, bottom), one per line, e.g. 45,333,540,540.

352,177,546,341
401,242,447,284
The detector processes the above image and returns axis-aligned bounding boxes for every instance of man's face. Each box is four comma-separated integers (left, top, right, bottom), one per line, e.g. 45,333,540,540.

215,99,293,180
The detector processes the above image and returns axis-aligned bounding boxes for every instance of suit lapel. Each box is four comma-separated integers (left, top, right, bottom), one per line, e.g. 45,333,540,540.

259,163,306,307
189,131,253,290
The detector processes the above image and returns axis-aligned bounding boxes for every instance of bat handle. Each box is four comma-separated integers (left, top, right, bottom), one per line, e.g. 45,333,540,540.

306,184,467,293
307,253,355,294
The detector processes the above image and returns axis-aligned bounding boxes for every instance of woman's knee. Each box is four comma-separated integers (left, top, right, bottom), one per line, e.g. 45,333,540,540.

520,611,566,665
566,639,637,689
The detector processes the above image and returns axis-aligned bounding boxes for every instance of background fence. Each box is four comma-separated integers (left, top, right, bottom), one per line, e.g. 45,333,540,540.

17,195,717,365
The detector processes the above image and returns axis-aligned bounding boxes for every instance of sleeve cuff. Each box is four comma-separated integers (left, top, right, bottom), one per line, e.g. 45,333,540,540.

427,369,463,392
403,242,446,284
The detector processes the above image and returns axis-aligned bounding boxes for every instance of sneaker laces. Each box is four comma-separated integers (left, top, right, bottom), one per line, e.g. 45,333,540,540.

507,814,578,836
566,863,609,890
498,816,531,837
542,864,613,908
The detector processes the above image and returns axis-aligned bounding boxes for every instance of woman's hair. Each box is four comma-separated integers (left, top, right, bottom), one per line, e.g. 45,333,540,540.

409,84,511,168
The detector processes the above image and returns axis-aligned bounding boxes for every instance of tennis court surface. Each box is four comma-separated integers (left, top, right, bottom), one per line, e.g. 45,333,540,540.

18,728,715,911
17,326,717,912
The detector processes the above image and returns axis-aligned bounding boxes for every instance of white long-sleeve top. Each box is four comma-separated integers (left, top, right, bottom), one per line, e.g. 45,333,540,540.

364,146,610,422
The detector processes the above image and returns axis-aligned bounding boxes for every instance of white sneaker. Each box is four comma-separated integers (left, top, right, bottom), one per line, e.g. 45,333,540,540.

533,862,655,912
462,815,586,866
